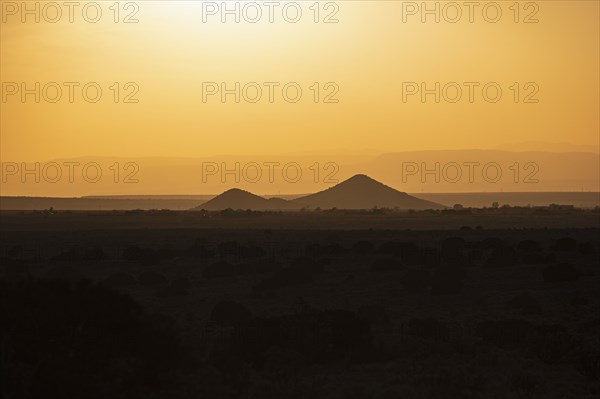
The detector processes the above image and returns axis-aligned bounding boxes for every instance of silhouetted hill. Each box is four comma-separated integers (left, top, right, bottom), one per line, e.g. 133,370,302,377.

294,174,445,210
195,189,298,211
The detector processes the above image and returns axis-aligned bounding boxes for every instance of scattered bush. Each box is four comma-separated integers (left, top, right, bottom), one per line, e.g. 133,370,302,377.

183,243,215,259
210,300,253,327
532,329,574,364
156,277,191,297
218,241,240,257
543,263,580,282
484,242,518,267
431,265,464,295
45,265,84,283
291,256,324,273
202,260,238,279
407,318,449,341
570,294,589,306
378,242,423,265
475,319,537,349
103,272,137,288
51,249,81,262
82,246,107,261
401,268,431,294
356,304,389,326
552,237,577,252
1,258,29,282
352,240,374,254
138,271,168,285
0,279,182,399
510,372,540,399
506,293,542,315
231,309,373,367
370,258,404,272
251,259,282,274
517,240,541,253
522,252,555,265
475,319,572,360
253,268,313,291
441,237,467,266
579,241,596,255
478,237,507,250
576,349,600,380
122,246,175,265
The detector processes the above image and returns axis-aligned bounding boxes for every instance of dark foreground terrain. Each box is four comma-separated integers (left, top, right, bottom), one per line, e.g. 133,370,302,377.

1,210,599,398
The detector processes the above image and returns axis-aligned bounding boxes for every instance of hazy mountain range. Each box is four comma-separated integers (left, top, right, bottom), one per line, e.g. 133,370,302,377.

2,148,597,197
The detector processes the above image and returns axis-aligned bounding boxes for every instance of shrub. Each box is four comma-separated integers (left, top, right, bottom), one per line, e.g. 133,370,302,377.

202,260,238,279
138,271,168,285
440,237,466,266
183,243,215,259
543,263,580,282
570,294,589,306
156,277,191,297
103,272,137,288
506,293,542,315
251,259,282,274
218,241,240,257
232,309,373,367
478,237,507,250
291,256,324,273
253,268,313,291
0,279,182,399
474,319,571,359
323,243,347,256
532,329,574,364
45,265,84,283
352,240,374,254
431,265,464,295
82,246,107,261
517,240,541,253
485,246,518,267
407,318,449,342
522,252,555,265
370,258,404,272
576,349,600,380
210,300,253,327
552,237,577,252
356,304,389,326
122,246,174,265
474,319,537,349
1,258,29,282
510,372,540,399
579,241,596,255
51,249,81,262
377,242,424,265
401,268,431,294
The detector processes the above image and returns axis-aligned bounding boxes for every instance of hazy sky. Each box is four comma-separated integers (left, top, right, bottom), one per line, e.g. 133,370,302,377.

1,0,598,162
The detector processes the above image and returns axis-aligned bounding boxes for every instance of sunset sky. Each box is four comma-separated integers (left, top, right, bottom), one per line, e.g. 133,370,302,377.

0,1,598,195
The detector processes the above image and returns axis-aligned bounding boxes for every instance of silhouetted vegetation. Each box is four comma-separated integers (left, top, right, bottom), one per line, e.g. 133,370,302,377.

253,267,314,291
506,293,543,315
138,270,168,285
0,279,184,399
230,309,373,368
370,258,404,272
543,263,580,282
1,219,597,398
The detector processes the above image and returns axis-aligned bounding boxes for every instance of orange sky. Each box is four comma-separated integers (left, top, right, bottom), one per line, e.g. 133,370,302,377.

0,1,599,194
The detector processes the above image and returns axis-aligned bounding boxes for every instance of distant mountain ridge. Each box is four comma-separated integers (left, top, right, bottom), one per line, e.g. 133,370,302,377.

3,149,598,197
495,141,598,153
194,175,445,210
